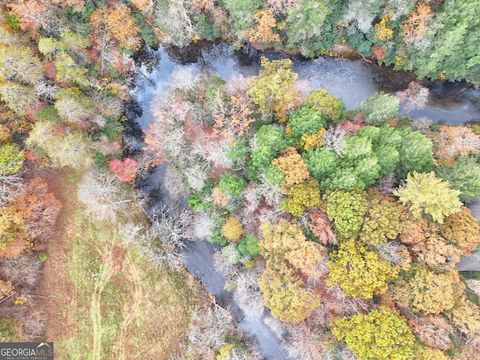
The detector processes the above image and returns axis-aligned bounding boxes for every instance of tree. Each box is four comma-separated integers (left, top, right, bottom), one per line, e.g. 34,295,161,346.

440,207,480,255
14,177,62,243
435,126,480,161
260,219,324,275
412,234,461,271
326,239,399,299
246,9,280,45
397,128,434,178
7,1,53,35
333,306,415,360
304,89,345,122
393,268,460,315
237,233,260,257
0,82,37,116
437,156,480,202
285,0,344,57
304,147,338,180
259,258,320,323
218,173,247,199
221,0,263,32
109,158,139,182
248,58,299,122
222,216,243,242
395,172,462,223
54,52,90,87
407,0,480,83
54,88,96,125
272,148,309,187
280,179,321,217
90,5,142,51
0,206,29,257
449,298,480,338
77,170,130,221
288,106,326,137
309,209,336,245
360,192,402,246
401,3,433,45
0,46,42,86
248,124,287,174
0,143,24,175
362,93,400,124
324,190,368,240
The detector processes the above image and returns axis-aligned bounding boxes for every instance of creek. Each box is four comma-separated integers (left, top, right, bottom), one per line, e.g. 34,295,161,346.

132,43,480,359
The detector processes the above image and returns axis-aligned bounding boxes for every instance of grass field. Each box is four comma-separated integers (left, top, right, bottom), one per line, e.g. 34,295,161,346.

41,174,199,359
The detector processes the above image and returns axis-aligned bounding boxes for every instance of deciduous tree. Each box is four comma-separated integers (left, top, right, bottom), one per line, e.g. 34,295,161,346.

333,306,415,360
326,239,398,299
395,171,462,223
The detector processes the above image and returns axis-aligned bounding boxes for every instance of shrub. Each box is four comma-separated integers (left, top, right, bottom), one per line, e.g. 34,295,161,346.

280,179,321,217
272,148,309,187
395,172,462,223
393,268,459,315
288,106,326,137
259,258,320,323
360,192,402,246
0,143,24,175
326,239,399,299
414,346,449,360
222,216,243,242
0,317,18,342
324,190,368,240
436,156,480,202
440,207,480,255
218,173,247,199
362,92,400,124
304,89,345,122
332,306,415,360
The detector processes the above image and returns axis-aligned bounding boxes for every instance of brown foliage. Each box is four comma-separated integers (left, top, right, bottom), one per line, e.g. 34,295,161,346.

435,126,480,161
407,316,454,351
412,234,461,271
90,5,141,52
8,1,50,36
402,3,433,44
441,207,480,255
246,9,281,46
309,209,336,245
272,148,310,188
109,158,139,182
14,178,62,245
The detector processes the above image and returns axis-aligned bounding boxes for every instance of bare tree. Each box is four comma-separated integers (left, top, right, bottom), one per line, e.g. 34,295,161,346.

77,170,131,221
324,126,346,156
0,174,23,207
186,302,235,357
234,271,265,320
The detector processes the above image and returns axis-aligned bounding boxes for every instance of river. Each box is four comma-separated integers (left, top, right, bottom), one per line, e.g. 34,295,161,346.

132,43,480,359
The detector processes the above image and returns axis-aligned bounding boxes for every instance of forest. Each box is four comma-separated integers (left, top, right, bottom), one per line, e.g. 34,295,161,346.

0,0,480,359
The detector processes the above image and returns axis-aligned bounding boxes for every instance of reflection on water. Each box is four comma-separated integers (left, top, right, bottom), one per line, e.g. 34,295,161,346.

135,44,480,129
